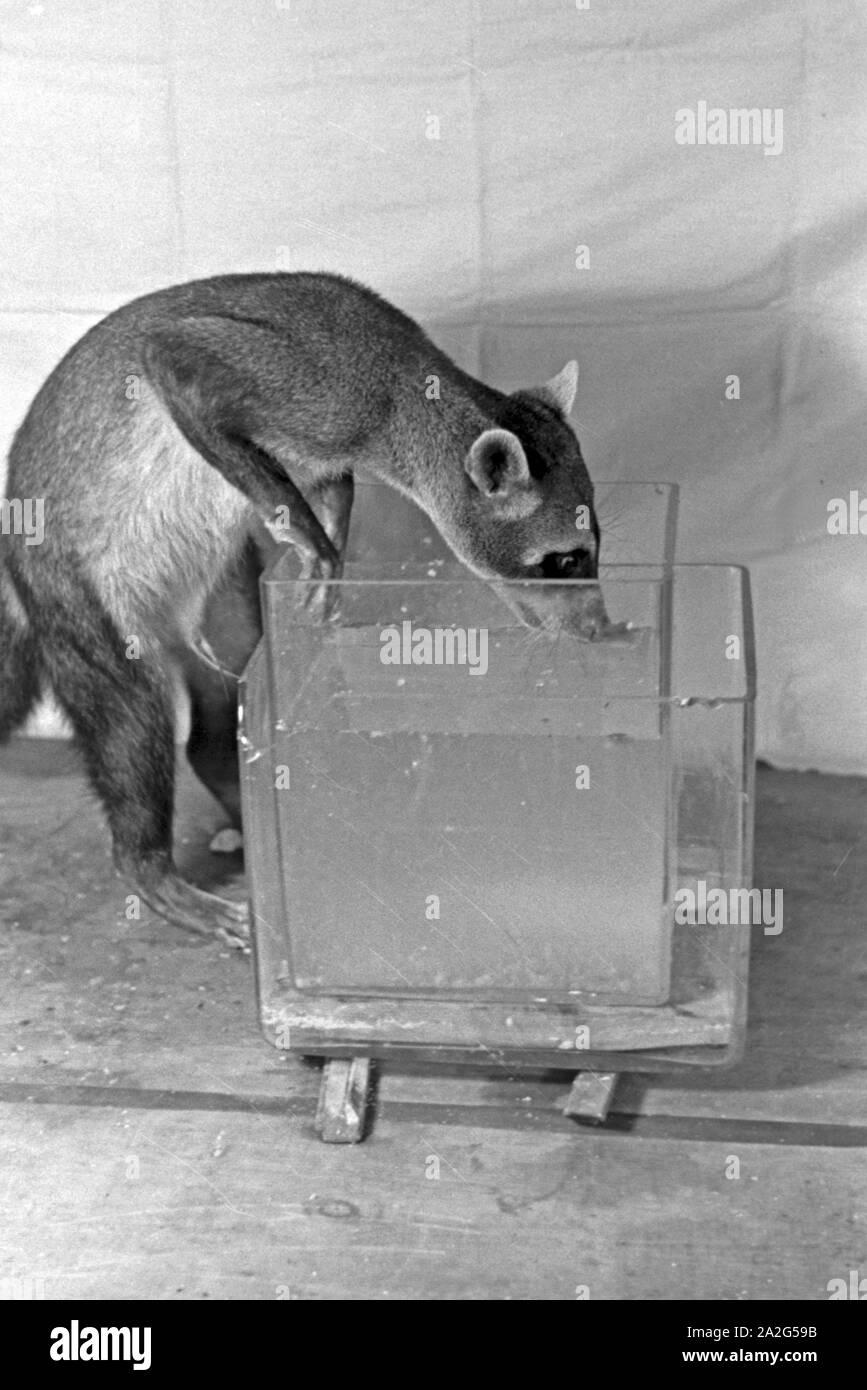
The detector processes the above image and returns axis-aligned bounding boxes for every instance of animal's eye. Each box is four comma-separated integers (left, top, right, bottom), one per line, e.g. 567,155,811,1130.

539,547,595,579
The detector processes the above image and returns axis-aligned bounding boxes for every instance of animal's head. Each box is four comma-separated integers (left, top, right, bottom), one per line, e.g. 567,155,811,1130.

425,362,610,638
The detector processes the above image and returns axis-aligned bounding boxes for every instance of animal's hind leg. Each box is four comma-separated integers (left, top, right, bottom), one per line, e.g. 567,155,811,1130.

0,560,41,739
40,598,250,947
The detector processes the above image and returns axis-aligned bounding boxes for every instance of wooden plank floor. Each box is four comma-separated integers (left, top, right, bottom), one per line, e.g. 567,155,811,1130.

1,739,865,1300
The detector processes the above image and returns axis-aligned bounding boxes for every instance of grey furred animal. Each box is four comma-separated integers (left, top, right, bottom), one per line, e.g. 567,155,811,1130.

0,271,601,946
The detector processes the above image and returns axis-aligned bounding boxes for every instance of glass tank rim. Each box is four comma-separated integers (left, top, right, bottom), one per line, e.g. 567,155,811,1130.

261,560,749,589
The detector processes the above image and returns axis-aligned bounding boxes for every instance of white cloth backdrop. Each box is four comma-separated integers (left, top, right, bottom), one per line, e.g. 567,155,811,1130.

1,0,865,772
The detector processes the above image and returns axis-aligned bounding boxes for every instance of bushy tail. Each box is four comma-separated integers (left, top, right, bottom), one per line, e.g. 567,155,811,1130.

0,564,41,741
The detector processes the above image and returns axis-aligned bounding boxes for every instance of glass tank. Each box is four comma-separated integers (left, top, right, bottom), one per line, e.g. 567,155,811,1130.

241,482,754,1028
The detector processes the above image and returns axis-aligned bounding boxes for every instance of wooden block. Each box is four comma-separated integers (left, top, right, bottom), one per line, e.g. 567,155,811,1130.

314,1058,371,1144
561,1071,619,1123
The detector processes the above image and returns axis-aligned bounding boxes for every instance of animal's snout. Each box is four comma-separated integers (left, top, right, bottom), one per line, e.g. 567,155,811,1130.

538,547,595,580
567,583,609,639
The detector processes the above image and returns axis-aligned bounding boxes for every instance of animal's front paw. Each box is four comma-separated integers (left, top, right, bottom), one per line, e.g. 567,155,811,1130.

209,827,244,854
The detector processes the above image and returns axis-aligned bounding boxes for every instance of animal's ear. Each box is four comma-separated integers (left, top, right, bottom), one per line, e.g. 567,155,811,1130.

465,428,530,497
531,360,579,417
